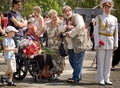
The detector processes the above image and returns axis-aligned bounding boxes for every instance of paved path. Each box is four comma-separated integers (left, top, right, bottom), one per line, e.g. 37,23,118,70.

0,51,120,88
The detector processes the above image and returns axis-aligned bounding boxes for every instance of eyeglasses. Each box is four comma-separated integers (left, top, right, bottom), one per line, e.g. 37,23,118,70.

103,6,112,9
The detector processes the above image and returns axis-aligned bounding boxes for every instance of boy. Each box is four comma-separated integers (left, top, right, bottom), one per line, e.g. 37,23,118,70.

1,26,18,86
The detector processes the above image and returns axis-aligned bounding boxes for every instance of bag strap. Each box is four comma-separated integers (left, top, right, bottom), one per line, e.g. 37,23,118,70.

71,15,75,26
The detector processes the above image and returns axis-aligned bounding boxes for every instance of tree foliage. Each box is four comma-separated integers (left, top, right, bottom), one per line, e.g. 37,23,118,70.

0,0,120,20
113,0,120,20
0,0,12,13
65,0,99,8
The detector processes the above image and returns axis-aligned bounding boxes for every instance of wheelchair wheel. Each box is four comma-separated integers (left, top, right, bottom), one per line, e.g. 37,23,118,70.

33,72,38,82
28,64,34,76
13,54,28,80
28,59,39,76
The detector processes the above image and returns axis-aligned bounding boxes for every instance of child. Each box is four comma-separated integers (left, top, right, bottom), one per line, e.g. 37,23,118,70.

1,26,18,86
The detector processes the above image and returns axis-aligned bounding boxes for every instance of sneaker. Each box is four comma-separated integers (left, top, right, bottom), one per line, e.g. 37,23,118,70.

99,80,105,85
1,76,7,85
7,82,16,86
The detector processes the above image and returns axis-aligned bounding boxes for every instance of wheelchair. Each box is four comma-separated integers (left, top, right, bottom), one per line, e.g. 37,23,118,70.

13,47,60,82
13,48,28,80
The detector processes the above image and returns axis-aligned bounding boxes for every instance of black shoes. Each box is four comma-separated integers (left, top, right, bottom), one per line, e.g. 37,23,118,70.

7,82,16,86
111,67,115,71
1,75,16,86
1,75,7,85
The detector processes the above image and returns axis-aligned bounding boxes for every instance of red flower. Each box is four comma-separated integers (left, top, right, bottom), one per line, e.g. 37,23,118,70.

99,40,105,45
22,42,40,58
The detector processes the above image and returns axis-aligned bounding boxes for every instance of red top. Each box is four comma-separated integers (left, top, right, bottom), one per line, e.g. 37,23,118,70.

25,25,39,41
3,17,8,30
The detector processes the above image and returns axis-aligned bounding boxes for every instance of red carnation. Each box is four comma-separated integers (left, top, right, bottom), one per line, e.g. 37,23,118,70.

99,40,105,45
21,40,41,58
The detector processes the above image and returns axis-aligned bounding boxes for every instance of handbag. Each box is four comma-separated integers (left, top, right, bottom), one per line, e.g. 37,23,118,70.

58,35,68,57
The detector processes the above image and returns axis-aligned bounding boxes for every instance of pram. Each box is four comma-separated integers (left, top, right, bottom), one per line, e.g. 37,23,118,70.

13,39,60,82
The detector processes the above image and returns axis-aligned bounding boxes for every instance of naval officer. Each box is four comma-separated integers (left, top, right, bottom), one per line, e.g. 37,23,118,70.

94,0,118,85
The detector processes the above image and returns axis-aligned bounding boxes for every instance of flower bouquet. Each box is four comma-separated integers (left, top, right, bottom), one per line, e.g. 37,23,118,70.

0,36,5,52
99,40,105,45
19,39,41,58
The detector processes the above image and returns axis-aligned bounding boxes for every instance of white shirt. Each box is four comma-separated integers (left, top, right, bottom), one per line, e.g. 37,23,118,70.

3,37,16,59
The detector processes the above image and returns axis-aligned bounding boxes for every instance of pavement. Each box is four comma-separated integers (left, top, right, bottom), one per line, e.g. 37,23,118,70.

0,50,120,88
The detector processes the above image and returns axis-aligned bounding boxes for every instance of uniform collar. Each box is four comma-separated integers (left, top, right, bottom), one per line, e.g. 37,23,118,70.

103,13,110,17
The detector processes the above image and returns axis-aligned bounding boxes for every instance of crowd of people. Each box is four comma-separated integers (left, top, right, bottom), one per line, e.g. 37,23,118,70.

0,0,119,86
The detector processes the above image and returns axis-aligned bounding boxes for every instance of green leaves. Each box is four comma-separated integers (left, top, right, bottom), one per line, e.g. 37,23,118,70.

0,36,5,40
41,46,56,56
0,0,119,20
0,36,4,52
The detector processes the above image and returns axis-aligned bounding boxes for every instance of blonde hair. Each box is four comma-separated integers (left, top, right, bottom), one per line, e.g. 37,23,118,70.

48,9,58,18
62,5,72,13
33,6,42,15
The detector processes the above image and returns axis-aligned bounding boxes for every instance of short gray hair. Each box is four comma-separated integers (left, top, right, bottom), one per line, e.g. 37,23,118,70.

62,5,72,13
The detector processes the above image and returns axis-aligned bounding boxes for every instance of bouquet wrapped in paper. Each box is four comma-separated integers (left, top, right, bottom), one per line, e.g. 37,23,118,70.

19,39,41,58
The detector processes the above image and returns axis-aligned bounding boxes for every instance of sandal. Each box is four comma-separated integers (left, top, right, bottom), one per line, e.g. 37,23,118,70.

67,78,72,80
67,79,79,83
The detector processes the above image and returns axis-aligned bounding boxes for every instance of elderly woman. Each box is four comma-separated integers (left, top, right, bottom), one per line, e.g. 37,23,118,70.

23,18,54,78
32,6,44,43
43,9,65,78
24,18,39,41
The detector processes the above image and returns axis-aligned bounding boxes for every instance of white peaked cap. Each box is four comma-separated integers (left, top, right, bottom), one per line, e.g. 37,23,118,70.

100,0,114,8
5,26,18,33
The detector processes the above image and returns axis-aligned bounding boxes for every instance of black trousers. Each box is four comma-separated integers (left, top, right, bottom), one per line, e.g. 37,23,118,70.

34,54,53,70
112,41,120,67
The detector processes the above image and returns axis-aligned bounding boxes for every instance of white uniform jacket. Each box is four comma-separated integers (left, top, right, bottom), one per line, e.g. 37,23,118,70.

94,13,118,50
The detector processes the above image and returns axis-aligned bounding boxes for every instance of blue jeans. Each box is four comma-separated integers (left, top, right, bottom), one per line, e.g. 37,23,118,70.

68,49,85,81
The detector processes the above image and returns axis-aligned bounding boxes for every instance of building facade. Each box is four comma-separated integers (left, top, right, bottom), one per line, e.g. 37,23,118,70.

73,8,102,26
